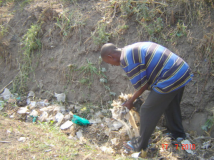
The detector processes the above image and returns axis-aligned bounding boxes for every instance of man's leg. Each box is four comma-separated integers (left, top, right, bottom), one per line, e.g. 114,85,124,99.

132,87,184,151
164,87,186,139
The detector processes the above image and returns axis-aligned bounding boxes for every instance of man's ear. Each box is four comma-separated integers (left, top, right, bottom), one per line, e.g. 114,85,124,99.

107,55,113,59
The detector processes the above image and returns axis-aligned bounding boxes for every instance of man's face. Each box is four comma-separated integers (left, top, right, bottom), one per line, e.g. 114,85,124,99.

102,56,120,66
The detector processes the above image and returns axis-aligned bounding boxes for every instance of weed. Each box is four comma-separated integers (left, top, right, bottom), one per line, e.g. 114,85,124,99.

0,25,8,37
0,101,5,109
13,23,41,94
142,17,163,40
19,0,33,8
78,59,99,83
175,21,187,37
80,78,90,85
202,116,214,134
55,9,85,39
92,22,110,46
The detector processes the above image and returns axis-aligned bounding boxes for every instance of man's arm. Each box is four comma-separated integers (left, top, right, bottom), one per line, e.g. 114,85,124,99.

123,83,148,110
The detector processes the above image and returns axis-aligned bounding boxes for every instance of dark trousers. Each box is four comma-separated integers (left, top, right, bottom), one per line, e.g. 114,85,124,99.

132,87,186,151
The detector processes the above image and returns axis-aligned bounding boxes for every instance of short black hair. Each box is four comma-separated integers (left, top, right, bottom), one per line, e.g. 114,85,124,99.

100,43,117,58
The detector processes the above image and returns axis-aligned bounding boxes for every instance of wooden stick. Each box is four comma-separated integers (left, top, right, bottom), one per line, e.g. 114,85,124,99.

0,80,13,94
129,110,140,137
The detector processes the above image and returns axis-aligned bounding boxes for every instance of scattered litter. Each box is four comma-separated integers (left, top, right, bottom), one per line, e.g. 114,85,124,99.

7,130,11,134
28,91,35,97
100,146,114,154
89,118,102,124
76,130,83,139
45,149,52,152
26,98,31,105
201,140,211,149
18,137,26,142
110,121,123,131
60,121,73,130
44,142,55,147
29,110,38,122
55,112,64,123
17,107,29,114
30,110,38,117
72,115,90,126
0,88,13,100
54,93,66,102
37,99,49,107
10,113,15,118
131,152,141,158
0,141,11,143
38,111,48,122
95,111,103,118
64,114,71,121
29,101,37,109
2,91,212,159
181,139,195,155
111,138,119,146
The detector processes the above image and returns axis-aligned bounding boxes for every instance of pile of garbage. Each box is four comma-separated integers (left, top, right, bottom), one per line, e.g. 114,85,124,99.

1,88,214,159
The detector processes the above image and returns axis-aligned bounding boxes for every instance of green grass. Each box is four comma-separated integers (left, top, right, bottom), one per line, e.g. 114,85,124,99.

12,23,41,94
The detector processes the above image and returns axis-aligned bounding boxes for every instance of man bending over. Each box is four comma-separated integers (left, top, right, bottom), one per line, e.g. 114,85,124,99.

100,42,193,155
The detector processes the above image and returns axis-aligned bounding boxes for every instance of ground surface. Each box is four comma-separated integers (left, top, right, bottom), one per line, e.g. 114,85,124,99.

0,114,119,160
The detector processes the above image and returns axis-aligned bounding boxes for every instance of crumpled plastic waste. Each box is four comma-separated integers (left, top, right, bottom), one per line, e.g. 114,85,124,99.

0,88,13,100
54,93,66,102
201,140,211,149
30,110,38,117
55,112,64,126
60,120,73,130
17,107,29,114
29,110,38,123
38,111,48,122
40,105,59,113
18,137,26,142
181,139,195,155
29,101,37,109
89,118,102,124
131,152,141,158
76,130,83,139
109,121,123,131
28,91,35,97
111,138,119,146
100,146,114,154
37,99,49,107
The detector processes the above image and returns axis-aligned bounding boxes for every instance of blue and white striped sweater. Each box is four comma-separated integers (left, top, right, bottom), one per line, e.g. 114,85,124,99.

120,42,193,94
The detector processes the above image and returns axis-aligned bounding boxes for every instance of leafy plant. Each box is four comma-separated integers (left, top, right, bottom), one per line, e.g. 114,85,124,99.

55,9,85,38
0,25,8,37
202,117,214,133
13,24,41,94
92,22,110,46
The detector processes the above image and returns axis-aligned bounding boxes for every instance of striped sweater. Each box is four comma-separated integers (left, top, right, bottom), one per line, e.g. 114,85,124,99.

120,42,193,94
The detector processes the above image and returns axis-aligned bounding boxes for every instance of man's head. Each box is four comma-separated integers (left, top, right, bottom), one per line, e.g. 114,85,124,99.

100,43,121,66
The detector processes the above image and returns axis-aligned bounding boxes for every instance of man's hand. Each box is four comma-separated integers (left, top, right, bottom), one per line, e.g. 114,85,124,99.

123,83,148,110
122,100,134,110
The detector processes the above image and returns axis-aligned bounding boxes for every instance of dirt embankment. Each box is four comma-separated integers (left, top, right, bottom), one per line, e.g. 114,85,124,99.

0,0,214,137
